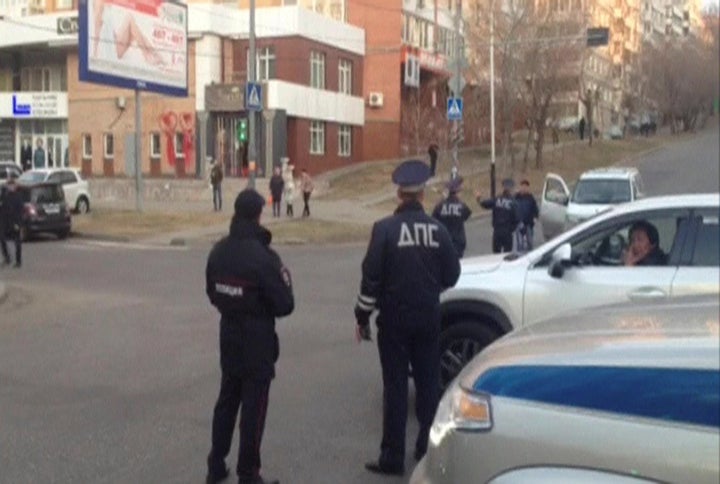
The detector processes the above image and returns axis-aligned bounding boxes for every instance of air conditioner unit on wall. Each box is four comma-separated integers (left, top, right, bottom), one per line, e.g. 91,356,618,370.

368,92,384,108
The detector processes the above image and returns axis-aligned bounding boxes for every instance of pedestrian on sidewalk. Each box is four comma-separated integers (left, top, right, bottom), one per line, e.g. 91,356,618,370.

432,176,472,258
514,179,539,252
355,160,460,477
210,160,224,211
427,143,439,176
269,166,284,218
0,175,24,268
579,117,586,141
205,189,295,484
476,178,518,254
300,168,314,217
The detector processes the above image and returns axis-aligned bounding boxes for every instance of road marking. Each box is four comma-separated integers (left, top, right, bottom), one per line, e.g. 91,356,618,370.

63,240,188,251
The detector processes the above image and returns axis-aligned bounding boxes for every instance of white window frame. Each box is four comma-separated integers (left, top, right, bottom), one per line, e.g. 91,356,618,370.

338,59,352,95
81,133,92,160
310,121,325,155
338,124,351,157
150,132,161,159
258,46,276,81
103,133,114,159
310,51,326,89
175,132,185,158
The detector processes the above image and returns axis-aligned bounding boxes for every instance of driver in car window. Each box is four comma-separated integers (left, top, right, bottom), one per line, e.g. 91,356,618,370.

623,220,667,266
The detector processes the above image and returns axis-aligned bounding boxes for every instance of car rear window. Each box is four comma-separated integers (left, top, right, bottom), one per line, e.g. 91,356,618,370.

28,185,65,203
573,179,631,204
19,172,47,183
473,365,719,428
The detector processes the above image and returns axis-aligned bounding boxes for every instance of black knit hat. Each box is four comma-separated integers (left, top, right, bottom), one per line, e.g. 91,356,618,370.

234,189,265,220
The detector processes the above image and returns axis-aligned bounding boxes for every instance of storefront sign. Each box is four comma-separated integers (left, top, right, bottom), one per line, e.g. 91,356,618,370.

0,92,68,119
57,16,79,35
205,84,245,112
0,119,14,162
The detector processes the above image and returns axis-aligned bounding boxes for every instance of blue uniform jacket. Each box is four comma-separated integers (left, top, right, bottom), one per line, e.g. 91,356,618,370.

432,194,472,257
356,201,461,329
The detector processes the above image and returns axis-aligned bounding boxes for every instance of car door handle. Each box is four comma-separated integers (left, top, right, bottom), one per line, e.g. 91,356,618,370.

628,288,667,301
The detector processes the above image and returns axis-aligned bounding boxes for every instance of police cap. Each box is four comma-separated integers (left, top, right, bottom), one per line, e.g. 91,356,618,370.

446,176,464,193
234,188,265,219
501,178,515,189
392,159,431,193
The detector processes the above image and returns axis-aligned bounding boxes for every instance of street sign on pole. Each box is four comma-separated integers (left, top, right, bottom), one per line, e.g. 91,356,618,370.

586,27,610,47
447,98,463,121
246,82,262,111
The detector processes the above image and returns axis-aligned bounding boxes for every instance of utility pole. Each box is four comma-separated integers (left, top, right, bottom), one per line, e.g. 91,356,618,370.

451,0,462,178
247,0,257,189
489,0,496,197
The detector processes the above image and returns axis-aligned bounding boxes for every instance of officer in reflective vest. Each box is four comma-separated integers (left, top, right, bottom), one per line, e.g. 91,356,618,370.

432,176,472,257
354,159,461,477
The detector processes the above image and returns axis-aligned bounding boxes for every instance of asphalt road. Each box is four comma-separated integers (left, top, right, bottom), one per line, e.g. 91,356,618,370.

0,127,717,483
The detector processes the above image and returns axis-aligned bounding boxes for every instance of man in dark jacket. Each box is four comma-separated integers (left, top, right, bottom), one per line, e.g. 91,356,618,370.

477,178,518,254
514,179,539,251
427,143,439,176
1,175,24,268
268,166,284,218
205,189,295,484
355,160,461,477
432,176,472,257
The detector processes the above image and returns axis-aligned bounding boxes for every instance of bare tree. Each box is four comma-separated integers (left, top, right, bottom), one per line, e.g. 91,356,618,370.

399,82,447,157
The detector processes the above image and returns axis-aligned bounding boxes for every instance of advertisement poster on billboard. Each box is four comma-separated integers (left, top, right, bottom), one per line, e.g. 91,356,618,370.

78,0,188,97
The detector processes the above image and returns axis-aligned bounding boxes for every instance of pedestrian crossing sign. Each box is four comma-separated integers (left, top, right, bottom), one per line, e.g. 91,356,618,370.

447,97,463,121
246,82,262,111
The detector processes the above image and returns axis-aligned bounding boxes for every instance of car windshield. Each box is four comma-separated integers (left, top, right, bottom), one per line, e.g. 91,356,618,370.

19,171,47,183
573,179,631,204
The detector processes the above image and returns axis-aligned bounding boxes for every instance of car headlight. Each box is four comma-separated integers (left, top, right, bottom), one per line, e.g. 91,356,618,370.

429,380,493,446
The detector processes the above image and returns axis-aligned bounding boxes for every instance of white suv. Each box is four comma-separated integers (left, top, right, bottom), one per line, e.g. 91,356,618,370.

540,167,645,240
19,168,91,214
438,194,719,386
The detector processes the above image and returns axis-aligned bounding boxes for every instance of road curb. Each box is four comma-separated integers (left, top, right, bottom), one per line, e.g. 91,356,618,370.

71,231,132,243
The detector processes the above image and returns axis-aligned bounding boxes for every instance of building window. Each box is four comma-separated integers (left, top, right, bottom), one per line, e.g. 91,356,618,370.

247,46,276,81
175,133,184,158
82,134,92,159
56,0,72,9
150,132,161,159
310,121,325,155
0,69,12,92
338,59,352,95
310,51,325,89
103,133,114,159
338,125,351,157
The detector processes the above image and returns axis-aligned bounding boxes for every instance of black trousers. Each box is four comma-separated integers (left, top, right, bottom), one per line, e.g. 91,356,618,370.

376,321,440,468
492,230,513,254
302,192,311,217
0,223,22,265
272,198,281,217
208,373,271,479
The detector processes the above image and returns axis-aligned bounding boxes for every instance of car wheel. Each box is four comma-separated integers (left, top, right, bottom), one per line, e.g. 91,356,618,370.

440,322,501,388
56,229,70,240
76,196,90,214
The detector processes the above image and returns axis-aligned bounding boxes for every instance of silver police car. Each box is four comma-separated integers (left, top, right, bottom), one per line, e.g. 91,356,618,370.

411,296,720,484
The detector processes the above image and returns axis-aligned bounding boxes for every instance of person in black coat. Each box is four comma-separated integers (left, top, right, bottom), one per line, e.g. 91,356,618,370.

427,143,439,176
514,179,539,251
268,166,284,218
432,176,472,257
477,178,518,254
1,175,24,268
355,160,461,477
205,189,295,484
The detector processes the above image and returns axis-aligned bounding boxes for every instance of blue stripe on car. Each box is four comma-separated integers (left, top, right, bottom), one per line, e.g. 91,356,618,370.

473,365,720,428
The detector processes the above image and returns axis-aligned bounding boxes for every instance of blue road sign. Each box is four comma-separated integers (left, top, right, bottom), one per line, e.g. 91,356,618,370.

246,82,263,111
447,97,463,121
12,95,31,116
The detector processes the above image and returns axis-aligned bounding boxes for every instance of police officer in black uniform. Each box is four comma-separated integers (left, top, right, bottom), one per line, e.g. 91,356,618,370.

355,160,461,476
205,189,294,484
1,174,24,268
476,178,518,254
432,176,472,257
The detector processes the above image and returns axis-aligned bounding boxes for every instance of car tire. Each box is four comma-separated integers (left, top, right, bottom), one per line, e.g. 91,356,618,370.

76,196,90,214
56,229,70,240
440,321,501,387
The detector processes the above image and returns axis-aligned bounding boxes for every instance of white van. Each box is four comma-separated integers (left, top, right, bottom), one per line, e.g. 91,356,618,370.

539,167,645,240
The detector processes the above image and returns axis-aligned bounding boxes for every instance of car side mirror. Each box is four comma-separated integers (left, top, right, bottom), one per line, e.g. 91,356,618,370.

558,194,569,206
549,243,572,278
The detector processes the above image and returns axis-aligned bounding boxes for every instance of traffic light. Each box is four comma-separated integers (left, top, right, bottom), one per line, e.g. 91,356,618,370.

237,118,248,143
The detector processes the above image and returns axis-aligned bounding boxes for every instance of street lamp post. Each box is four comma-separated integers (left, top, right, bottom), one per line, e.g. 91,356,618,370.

247,0,257,189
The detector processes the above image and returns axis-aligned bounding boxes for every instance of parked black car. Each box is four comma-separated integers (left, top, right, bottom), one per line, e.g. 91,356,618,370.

17,181,72,240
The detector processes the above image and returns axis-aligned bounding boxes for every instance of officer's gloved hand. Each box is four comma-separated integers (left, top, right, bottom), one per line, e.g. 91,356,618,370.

354,306,372,343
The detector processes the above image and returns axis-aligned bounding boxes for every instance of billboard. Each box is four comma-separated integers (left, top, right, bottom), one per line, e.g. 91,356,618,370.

78,0,188,97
